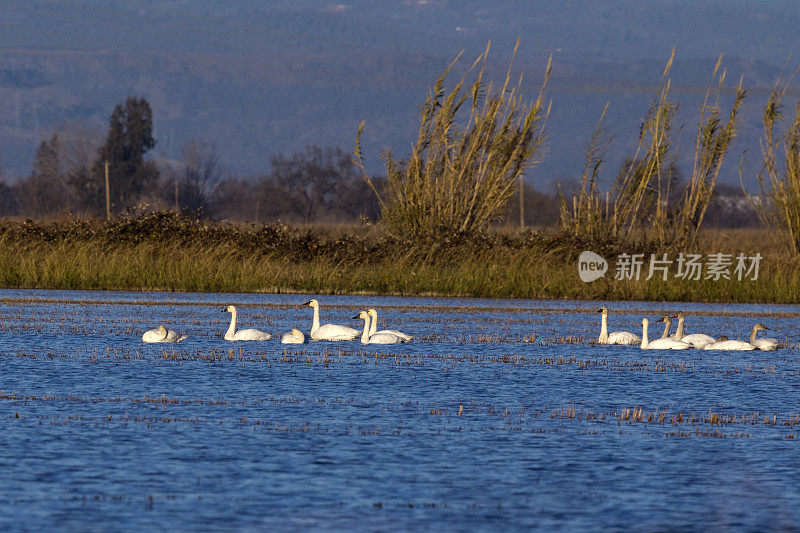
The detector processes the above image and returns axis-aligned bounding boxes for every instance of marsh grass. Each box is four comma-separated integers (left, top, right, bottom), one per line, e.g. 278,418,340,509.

0,215,797,302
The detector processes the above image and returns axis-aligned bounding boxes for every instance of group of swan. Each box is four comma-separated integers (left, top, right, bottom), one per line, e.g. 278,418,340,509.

598,307,779,351
304,300,411,344
142,300,411,345
354,310,412,344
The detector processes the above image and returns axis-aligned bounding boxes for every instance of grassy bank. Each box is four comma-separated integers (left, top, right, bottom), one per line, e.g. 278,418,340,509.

1,214,798,303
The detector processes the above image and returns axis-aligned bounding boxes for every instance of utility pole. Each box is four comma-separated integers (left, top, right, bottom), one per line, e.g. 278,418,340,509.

104,160,111,221
519,173,525,230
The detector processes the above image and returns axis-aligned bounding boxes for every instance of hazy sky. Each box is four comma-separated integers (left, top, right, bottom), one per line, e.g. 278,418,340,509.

2,1,799,185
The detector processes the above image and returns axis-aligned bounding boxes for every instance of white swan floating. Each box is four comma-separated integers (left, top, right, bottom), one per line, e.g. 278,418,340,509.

703,338,755,351
597,307,640,345
367,308,412,341
749,323,779,351
281,328,306,344
142,325,187,343
303,299,359,341
657,315,674,339
224,305,271,341
640,318,691,350
670,311,715,348
355,310,411,344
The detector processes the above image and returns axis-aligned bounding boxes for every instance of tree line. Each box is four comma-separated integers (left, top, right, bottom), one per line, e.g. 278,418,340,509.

0,95,755,229
0,97,378,224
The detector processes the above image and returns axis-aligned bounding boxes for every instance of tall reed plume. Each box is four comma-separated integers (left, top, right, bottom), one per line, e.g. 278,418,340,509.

355,39,551,237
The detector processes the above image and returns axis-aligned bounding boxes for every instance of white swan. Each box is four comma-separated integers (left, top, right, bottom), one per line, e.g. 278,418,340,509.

750,323,779,350
142,325,187,343
703,338,755,351
657,315,674,339
303,299,359,341
355,310,410,344
640,318,692,350
670,311,715,348
281,328,306,344
142,325,168,343
597,307,640,345
224,305,271,341
367,308,412,341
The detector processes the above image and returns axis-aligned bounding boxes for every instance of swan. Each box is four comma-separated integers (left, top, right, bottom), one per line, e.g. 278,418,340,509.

281,328,306,344
703,338,755,350
354,310,410,344
142,325,187,343
164,328,188,342
750,323,779,350
367,309,412,341
670,311,715,348
303,299,359,341
223,305,271,341
597,307,640,345
640,318,692,350
142,325,168,343
656,315,674,339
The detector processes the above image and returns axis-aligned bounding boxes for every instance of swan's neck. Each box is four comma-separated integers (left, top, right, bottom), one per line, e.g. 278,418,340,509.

674,317,685,340
369,313,377,336
749,327,758,345
599,313,609,342
361,318,371,344
227,310,237,338
661,320,670,339
311,305,320,334
641,321,649,349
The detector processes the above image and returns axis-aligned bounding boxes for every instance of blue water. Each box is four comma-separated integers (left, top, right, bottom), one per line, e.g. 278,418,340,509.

1,289,800,530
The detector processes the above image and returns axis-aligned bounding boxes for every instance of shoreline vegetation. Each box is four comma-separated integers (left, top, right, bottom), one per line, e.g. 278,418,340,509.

4,48,800,305
1,213,798,304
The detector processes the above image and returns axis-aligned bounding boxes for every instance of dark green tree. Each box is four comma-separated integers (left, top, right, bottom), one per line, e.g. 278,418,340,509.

17,133,73,217
85,97,159,215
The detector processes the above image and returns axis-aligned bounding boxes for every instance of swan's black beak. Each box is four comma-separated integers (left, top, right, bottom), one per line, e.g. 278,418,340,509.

656,316,664,322
352,315,360,319
302,301,311,306
763,325,770,330
596,308,603,313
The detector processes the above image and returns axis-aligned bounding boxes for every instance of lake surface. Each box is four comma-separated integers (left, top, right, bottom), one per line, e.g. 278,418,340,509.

1,289,799,531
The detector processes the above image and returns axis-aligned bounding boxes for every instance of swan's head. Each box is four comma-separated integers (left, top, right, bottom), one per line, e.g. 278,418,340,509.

303,299,319,308
656,315,671,324
353,310,370,321
157,325,167,335
716,336,729,342
367,308,378,319
225,305,236,313
676,311,686,319
753,323,769,332
597,306,608,315
641,317,649,327
290,328,303,336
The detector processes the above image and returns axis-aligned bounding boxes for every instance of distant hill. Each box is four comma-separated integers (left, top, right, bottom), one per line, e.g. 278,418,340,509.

2,0,799,191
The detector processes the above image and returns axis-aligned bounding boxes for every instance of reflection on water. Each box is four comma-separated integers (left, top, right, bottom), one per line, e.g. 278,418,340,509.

0,289,799,530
